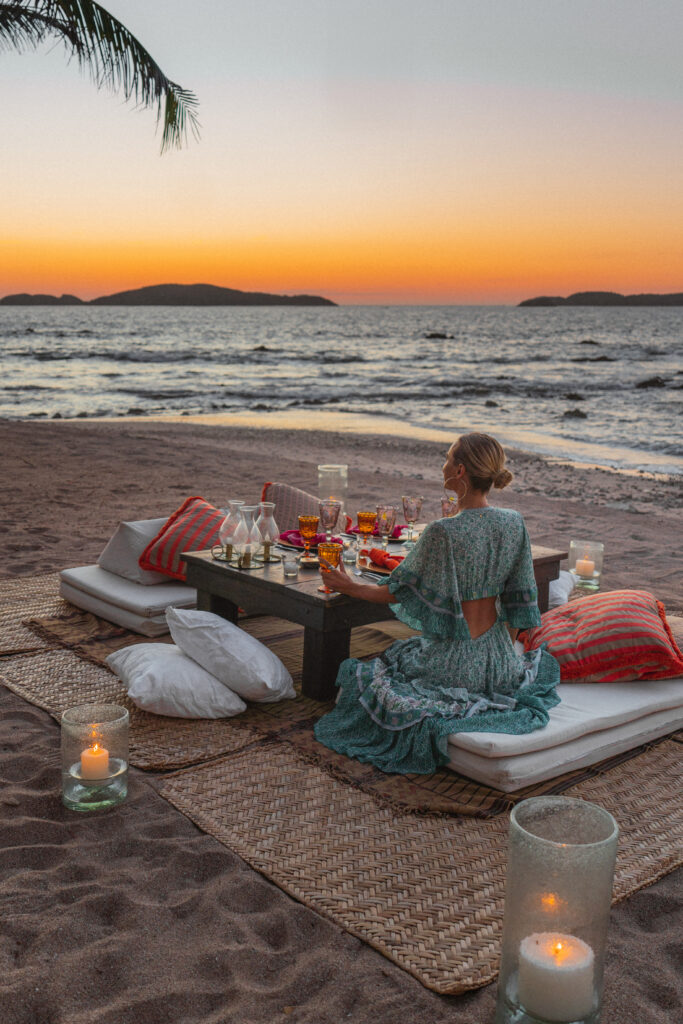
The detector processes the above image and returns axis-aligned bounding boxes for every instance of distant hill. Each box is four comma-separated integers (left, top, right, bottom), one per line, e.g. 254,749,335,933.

0,293,83,305
519,291,683,307
1,283,336,307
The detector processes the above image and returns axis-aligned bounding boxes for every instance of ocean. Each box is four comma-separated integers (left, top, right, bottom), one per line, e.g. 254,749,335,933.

1,304,681,475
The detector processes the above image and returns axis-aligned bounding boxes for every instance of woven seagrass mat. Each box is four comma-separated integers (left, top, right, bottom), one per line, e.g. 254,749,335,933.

159,735,683,995
5,573,683,813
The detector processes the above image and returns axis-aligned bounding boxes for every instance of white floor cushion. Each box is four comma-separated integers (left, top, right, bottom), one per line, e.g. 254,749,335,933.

98,517,171,585
60,565,196,637
447,678,683,791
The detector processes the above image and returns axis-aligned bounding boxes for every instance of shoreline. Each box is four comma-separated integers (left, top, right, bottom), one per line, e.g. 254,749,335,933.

8,408,682,479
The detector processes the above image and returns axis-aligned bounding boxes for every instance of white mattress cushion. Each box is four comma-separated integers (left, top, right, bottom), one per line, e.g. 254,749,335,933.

60,565,196,617
448,679,683,758
98,517,170,585
60,579,171,637
447,703,683,791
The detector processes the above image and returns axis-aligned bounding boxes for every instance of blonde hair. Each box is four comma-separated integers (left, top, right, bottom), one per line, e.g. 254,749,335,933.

451,432,513,493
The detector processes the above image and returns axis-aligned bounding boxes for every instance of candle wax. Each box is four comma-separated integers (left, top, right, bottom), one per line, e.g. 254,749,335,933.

575,558,595,576
518,932,594,1022
81,742,110,780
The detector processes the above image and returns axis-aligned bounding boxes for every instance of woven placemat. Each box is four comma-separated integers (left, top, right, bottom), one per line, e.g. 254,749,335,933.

160,736,683,995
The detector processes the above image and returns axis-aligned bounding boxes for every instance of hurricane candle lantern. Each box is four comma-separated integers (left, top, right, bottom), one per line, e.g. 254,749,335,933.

212,499,244,562
317,464,348,524
568,540,604,593
61,704,129,812
495,796,618,1024
233,505,263,569
255,501,281,563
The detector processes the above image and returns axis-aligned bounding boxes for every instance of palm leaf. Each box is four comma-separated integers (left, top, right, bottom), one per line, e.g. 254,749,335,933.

0,0,199,151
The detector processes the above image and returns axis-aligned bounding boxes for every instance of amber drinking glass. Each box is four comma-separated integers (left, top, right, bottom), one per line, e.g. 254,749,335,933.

298,514,319,562
356,510,377,549
318,542,343,593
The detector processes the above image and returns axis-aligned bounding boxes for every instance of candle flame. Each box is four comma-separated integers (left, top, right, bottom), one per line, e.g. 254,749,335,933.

541,893,558,909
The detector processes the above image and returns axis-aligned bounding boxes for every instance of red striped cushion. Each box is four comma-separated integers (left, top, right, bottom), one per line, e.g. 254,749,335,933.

139,497,223,582
522,589,683,683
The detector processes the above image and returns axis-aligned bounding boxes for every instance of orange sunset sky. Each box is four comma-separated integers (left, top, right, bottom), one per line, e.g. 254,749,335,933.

3,1,682,305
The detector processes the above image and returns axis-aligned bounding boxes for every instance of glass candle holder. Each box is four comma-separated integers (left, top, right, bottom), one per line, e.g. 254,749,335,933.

568,540,604,593
495,796,618,1024
61,704,129,812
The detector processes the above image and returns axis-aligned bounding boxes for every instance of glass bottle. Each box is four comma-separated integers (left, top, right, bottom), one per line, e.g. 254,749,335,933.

233,505,262,569
255,501,280,563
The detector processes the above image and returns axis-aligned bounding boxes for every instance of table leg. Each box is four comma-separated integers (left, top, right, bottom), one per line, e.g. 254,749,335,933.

197,589,239,624
302,626,351,701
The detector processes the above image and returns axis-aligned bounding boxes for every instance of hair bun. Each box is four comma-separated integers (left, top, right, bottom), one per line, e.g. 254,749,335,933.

493,468,513,490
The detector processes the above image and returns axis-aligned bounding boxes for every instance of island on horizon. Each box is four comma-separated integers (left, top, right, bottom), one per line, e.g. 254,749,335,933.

0,283,337,307
519,290,683,307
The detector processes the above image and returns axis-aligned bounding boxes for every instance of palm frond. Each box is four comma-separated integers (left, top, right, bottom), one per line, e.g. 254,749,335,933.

0,0,199,151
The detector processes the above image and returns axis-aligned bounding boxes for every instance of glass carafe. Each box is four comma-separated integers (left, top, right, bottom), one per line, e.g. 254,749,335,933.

233,505,262,569
214,499,244,562
255,501,280,563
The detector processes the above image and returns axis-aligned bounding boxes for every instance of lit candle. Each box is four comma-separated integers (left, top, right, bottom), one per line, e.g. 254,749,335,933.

575,556,595,577
518,932,595,1022
81,741,110,780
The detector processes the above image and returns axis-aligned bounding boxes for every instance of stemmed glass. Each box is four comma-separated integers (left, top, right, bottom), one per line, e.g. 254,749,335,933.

401,495,424,543
376,505,397,550
441,494,458,518
318,499,342,544
356,510,377,552
318,542,343,593
298,514,319,563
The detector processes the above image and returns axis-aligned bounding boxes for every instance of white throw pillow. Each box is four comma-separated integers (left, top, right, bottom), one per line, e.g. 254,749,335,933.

167,607,296,703
98,518,171,585
548,569,577,609
106,643,247,719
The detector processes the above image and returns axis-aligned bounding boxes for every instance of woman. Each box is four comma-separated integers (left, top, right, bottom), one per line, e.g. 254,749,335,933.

314,432,560,775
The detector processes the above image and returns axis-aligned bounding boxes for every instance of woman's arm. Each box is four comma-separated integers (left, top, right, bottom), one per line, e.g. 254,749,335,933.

318,559,393,604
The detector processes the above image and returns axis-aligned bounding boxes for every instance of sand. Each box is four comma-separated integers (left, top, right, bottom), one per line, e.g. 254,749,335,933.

0,418,681,1024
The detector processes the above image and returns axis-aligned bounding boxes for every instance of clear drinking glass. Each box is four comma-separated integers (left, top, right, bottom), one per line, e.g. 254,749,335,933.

401,495,424,542
212,499,244,561
233,505,262,569
318,499,342,543
376,504,397,550
495,796,618,1024
255,501,281,563
61,704,129,812
441,494,458,518
318,541,343,593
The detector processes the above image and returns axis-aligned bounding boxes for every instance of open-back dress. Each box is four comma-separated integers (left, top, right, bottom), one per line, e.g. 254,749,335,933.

314,507,560,774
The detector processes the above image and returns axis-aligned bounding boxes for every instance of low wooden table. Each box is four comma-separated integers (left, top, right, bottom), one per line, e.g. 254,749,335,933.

183,543,566,702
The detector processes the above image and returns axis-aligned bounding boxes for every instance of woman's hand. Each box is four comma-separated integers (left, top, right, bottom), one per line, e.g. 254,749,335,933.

318,556,358,596
318,557,394,604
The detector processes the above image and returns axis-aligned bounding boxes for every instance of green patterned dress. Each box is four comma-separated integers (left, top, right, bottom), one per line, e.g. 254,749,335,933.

314,508,560,775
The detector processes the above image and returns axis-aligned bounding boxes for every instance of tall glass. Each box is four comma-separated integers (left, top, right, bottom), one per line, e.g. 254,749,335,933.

255,501,280,563
318,464,348,525
61,704,129,812
298,514,319,562
318,542,343,593
401,495,424,542
495,797,618,1024
318,499,342,543
376,504,397,550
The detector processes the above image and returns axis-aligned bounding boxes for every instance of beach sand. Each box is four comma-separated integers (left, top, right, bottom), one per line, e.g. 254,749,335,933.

0,419,680,1023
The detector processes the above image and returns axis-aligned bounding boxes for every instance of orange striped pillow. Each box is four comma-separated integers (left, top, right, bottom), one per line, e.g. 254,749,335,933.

522,589,683,683
139,497,223,582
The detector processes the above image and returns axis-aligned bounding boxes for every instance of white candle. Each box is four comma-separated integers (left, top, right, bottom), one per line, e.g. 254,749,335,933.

81,742,110,780
518,932,595,1022
575,557,595,577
